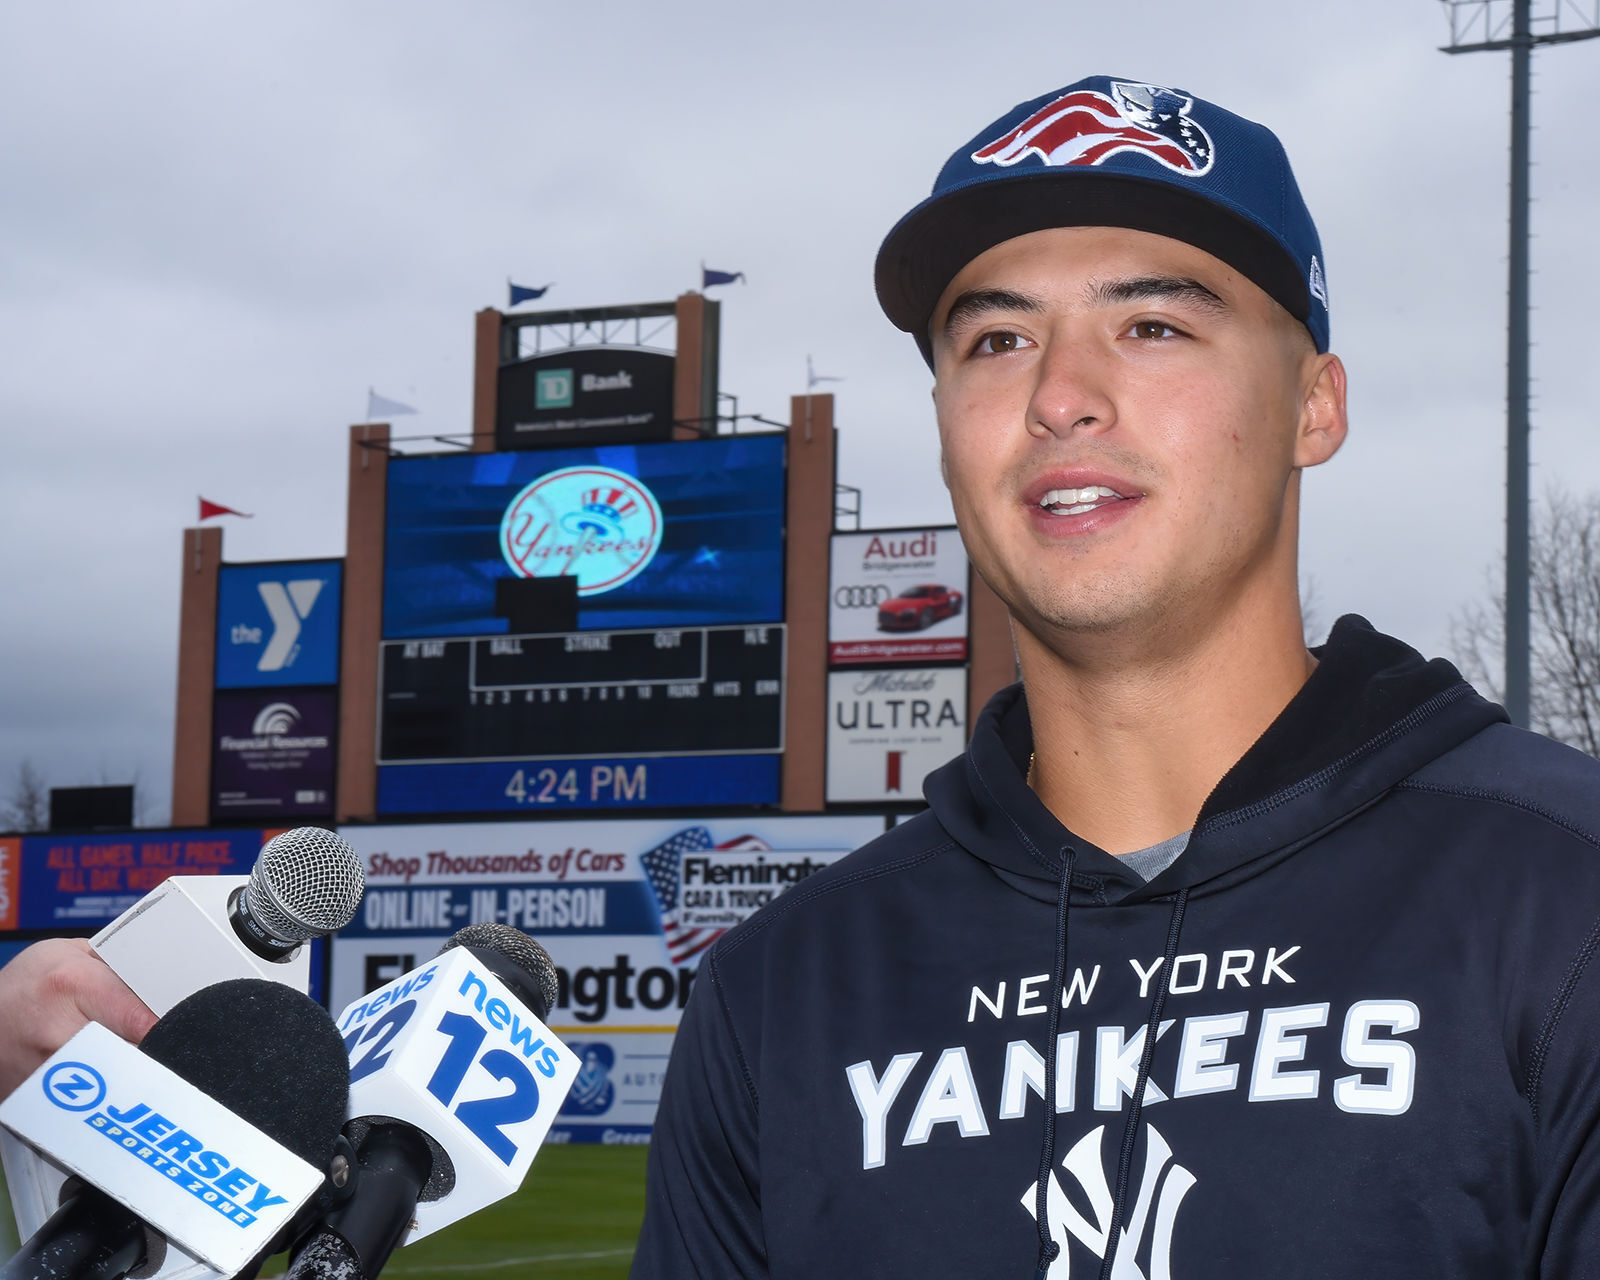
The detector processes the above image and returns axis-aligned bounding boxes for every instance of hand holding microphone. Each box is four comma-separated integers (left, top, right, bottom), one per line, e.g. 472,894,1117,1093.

0,978,351,1280
0,941,157,1099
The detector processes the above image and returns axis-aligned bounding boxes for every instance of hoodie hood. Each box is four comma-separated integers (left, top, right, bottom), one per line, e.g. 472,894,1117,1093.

925,615,1508,907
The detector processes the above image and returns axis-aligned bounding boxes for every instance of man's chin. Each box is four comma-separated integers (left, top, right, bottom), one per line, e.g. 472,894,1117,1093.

1010,586,1166,648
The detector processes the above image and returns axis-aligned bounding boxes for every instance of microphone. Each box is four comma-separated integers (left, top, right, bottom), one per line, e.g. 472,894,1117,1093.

287,924,579,1280
0,978,351,1280
91,827,366,1016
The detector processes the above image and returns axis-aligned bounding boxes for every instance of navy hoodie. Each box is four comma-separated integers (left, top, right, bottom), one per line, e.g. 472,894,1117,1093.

633,618,1600,1277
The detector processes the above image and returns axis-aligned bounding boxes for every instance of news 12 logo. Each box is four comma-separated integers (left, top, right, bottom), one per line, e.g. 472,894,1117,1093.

499,465,664,596
340,960,566,1166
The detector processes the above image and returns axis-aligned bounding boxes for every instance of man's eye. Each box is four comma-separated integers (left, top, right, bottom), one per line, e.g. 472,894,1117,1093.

976,331,1030,355
1129,320,1177,340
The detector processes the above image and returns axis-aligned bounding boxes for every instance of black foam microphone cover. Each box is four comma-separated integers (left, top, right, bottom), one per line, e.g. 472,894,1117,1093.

141,978,351,1169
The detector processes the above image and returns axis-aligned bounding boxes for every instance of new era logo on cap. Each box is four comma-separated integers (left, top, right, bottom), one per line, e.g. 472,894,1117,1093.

875,73,1329,363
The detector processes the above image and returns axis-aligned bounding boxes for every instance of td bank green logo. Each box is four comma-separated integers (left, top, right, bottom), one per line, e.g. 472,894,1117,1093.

535,368,574,409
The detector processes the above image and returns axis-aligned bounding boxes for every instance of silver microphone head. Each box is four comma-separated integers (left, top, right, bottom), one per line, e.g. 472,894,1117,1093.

438,923,559,1022
236,827,365,955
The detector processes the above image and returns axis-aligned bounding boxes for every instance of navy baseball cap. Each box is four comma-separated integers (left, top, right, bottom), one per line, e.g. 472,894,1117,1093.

875,75,1330,365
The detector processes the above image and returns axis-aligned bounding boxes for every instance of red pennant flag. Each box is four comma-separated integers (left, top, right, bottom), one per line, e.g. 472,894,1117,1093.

885,750,904,794
198,497,253,521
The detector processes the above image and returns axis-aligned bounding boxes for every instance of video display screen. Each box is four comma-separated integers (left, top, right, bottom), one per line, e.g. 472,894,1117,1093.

383,436,785,638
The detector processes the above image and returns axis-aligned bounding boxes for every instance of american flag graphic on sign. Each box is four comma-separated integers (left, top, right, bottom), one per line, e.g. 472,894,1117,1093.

640,827,773,965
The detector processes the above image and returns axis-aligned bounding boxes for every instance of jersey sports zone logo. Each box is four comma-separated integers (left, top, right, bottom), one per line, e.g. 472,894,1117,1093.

972,81,1214,176
499,465,664,595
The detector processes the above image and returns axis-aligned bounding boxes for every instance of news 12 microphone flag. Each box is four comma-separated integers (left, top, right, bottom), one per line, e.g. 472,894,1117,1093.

330,815,885,1142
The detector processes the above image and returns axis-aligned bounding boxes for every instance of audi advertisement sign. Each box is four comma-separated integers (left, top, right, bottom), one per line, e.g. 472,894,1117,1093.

828,527,970,666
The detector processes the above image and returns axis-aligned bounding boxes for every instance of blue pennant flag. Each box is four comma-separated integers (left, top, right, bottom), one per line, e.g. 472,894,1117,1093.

702,267,745,289
508,281,552,307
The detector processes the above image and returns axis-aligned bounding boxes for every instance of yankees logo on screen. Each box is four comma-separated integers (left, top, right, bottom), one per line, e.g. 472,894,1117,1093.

973,81,1214,175
499,465,664,594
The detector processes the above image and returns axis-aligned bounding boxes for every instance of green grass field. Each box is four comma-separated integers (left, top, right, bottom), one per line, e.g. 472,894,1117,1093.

0,1145,649,1280
375,1145,648,1279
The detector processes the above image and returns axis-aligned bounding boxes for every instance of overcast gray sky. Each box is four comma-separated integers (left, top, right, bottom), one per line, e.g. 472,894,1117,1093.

2,1,1596,827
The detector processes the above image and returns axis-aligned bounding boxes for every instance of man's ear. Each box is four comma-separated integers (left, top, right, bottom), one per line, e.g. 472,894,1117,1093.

1295,352,1348,469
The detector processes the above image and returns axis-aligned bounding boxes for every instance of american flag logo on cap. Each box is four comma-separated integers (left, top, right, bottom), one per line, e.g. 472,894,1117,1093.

973,81,1213,176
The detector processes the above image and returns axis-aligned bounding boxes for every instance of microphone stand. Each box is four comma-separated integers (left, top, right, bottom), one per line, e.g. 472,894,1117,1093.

0,1188,146,1280
285,1125,432,1280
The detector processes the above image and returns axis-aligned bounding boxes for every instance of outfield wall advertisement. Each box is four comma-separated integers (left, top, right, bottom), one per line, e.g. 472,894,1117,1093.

13,829,262,928
331,815,885,1141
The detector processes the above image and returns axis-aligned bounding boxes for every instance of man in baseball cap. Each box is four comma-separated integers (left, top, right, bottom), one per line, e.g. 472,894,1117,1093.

635,78,1600,1278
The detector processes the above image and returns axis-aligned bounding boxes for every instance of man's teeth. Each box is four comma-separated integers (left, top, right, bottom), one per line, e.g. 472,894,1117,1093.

1039,485,1122,514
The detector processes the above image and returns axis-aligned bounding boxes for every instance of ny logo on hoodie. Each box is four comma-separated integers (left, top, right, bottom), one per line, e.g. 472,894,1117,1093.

1022,1122,1195,1278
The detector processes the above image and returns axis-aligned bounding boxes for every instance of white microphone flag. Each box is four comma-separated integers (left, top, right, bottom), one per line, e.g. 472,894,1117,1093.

91,875,311,1017
0,1023,321,1276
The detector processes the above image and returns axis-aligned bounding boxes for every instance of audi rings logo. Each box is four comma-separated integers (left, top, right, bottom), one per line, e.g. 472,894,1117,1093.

834,584,892,609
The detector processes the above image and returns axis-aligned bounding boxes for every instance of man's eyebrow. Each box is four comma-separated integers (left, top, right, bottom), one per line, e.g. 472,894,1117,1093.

1086,275,1229,313
939,287,1046,337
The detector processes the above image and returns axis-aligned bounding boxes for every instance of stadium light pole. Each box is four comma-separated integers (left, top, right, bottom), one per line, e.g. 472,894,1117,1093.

1439,0,1599,728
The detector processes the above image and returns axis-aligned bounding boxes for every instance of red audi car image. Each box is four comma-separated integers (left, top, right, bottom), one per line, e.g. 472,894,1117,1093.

877,583,963,632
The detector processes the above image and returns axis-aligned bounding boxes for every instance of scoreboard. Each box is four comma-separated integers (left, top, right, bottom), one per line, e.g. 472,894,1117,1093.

375,437,789,814
379,623,784,762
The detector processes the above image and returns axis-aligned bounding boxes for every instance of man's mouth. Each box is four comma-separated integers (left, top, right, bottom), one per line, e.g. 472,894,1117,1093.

1036,485,1127,516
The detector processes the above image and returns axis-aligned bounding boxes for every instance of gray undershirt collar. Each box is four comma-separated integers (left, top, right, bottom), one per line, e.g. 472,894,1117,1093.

1119,830,1191,882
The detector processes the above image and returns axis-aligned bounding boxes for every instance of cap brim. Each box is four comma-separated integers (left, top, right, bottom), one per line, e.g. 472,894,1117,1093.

875,170,1313,366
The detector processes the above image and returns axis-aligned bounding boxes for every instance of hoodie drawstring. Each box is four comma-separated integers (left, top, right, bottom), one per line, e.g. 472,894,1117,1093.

1029,859,1192,1280
1032,846,1077,1280
1097,884,1190,1280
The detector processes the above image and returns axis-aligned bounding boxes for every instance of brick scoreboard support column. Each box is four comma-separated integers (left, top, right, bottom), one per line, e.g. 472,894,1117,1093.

966,569,1016,730
337,423,390,822
672,293,720,440
782,394,835,811
170,526,223,826
470,308,503,453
